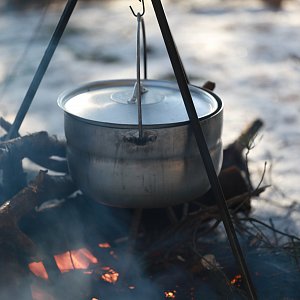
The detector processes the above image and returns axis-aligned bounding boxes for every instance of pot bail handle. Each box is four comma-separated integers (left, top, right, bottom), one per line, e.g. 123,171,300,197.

128,12,148,140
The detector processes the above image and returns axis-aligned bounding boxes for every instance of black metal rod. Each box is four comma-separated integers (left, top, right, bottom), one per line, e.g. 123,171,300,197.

6,0,78,140
136,14,143,139
150,1,257,299
141,17,147,79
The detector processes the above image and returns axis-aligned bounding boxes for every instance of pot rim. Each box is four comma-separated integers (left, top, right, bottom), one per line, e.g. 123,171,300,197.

58,79,223,129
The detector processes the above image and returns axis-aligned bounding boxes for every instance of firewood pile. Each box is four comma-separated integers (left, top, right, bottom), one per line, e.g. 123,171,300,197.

0,117,300,299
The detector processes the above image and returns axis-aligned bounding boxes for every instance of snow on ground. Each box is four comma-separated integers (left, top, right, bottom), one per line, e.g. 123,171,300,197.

0,0,300,233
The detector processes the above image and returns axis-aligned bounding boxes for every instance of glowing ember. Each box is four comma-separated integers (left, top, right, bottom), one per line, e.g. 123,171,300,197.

99,242,111,248
164,290,176,298
54,248,98,272
28,262,49,280
230,274,243,287
72,248,98,267
54,251,73,272
101,267,119,284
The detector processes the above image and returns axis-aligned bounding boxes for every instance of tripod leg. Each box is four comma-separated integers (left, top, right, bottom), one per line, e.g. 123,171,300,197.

7,0,78,140
150,1,257,299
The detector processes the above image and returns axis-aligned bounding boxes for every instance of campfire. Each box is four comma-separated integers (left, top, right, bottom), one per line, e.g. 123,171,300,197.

0,115,276,300
1,115,300,300
1,1,300,299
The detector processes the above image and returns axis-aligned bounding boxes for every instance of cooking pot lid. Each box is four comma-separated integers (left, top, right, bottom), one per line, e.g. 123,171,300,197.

58,79,220,126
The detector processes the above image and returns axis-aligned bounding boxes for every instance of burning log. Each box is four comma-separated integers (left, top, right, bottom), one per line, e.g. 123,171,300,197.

0,171,76,299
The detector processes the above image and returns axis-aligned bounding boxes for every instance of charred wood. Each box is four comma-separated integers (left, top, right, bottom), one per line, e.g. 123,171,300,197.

0,131,66,165
223,118,263,188
4,171,76,220
0,171,76,299
2,152,27,200
202,81,216,91
199,166,254,214
0,127,68,177
0,117,27,199
0,130,68,191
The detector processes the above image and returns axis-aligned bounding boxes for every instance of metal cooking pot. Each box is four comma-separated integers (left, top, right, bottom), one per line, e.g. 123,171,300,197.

58,79,223,208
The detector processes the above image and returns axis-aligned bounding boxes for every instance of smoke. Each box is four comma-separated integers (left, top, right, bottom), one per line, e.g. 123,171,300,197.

12,193,172,300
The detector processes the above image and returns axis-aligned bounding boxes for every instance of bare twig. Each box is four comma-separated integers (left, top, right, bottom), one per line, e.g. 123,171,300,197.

146,193,252,254
238,217,300,243
254,161,268,192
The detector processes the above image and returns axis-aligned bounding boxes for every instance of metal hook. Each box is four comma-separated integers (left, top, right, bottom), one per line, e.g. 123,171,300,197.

129,0,145,17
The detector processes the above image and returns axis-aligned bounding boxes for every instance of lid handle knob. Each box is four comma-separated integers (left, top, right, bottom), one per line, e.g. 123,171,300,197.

128,81,148,104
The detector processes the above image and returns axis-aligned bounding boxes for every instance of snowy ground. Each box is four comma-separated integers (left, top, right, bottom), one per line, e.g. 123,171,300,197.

1,0,300,233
